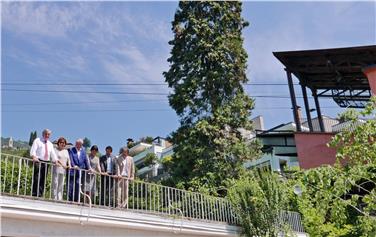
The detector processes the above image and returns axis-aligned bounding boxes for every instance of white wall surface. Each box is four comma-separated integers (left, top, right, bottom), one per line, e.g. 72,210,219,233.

1,196,238,237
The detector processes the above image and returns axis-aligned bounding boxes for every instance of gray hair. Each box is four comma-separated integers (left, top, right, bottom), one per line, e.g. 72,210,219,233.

119,146,129,154
76,138,84,144
42,129,52,136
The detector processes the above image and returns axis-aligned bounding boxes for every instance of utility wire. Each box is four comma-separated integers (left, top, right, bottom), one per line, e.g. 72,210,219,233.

2,88,305,98
2,106,342,113
2,99,168,106
2,82,167,86
2,88,168,95
2,82,298,86
3,109,171,113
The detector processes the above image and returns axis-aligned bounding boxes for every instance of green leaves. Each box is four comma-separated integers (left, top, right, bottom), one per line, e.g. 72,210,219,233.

143,153,158,167
228,170,292,237
329,96,376,166
291,163,376,236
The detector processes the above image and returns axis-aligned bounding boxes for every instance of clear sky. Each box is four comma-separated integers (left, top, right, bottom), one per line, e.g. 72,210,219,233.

2,1,375,153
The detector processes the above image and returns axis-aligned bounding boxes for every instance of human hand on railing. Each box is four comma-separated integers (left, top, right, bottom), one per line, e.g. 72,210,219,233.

73,166,80,170
32,157,39,163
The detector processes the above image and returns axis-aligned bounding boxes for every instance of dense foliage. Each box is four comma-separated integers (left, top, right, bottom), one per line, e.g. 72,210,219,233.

143,153,158,167
228,170,292,236
292,164,376,237
329,97,376,165
164,1,260,195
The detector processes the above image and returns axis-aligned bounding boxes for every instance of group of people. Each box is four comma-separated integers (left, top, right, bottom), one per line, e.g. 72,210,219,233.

30,128,135,208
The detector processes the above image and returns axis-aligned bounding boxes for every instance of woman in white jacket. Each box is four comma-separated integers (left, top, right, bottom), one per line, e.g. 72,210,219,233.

52,137,71,200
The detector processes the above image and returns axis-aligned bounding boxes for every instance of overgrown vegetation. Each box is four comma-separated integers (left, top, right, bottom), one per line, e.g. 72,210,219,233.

228,170,291,236
229,97,376,237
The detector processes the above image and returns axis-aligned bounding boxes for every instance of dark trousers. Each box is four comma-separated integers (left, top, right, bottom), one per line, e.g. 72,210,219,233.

68,170,81,202
100,175,115,206
32,162,48,197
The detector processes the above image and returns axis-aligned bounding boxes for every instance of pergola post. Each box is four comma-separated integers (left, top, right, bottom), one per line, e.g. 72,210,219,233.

362,65,376,95
312,89,325,132
286,69,302,132
301,84,313,132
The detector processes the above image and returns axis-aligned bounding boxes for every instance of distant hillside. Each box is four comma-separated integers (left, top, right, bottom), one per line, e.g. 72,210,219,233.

1,137,30,149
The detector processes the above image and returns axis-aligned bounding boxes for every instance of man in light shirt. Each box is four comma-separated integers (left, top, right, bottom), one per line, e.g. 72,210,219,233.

116,146,135,208
30,128,57,197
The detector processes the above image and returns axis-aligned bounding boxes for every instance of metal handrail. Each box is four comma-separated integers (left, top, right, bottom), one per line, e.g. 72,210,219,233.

0,153,238,225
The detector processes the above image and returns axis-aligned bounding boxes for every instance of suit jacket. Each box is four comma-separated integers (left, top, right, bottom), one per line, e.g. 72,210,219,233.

115,155,135,180
100,154,116,174
68,147,89,175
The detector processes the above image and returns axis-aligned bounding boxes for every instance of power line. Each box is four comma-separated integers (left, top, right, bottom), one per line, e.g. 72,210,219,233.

254,106,340,110
2,99,168,106
2,88,305,98
2,105,343,113
2,88,168,96
2,82,297,86
2,82,167,86
3,109,171,113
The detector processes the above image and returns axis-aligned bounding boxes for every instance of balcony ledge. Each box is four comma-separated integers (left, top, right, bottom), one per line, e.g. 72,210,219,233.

1,195,239,237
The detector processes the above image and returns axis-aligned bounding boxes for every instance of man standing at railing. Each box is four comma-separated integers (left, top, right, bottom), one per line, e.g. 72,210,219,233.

100,146,116,206
68,138,89,202
30,128,57,197
116,146,135,208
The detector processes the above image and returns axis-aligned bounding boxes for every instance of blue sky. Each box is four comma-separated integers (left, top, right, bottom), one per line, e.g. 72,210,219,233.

2,1,375,153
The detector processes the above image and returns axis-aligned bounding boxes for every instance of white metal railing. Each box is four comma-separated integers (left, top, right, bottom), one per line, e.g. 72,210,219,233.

0,153,238,224
0,153,305,232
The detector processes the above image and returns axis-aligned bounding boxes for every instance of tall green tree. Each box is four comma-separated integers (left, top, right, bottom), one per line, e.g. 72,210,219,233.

164,1,259,194
83,137,91,149
28,131,37,146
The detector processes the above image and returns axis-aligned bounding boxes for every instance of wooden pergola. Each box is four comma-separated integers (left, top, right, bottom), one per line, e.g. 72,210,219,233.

273,45,376,132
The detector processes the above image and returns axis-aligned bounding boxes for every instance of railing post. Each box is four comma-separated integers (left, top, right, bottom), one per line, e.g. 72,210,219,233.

4,155,9,193
17,158,22,195
167,187,171,215
24,159,29,195
10,156,15,194
200,194,205,220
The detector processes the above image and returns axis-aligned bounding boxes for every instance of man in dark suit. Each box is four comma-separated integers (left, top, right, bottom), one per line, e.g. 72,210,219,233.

99,146,116,206
68,139,89,202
